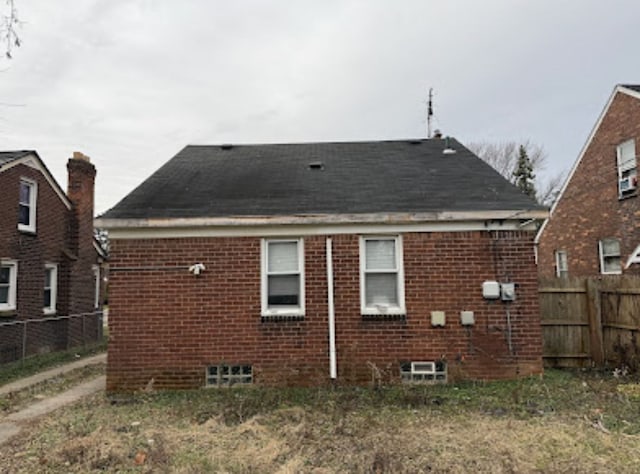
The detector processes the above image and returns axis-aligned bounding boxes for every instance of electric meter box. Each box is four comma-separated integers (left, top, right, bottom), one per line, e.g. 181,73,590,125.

482,281,501,299
460,311,475,326
431,311,446,327
501,283,516,301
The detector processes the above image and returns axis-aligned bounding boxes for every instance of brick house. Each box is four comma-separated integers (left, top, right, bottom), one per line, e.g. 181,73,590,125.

0,151,105,361
537,84,640,278
97,138,547,390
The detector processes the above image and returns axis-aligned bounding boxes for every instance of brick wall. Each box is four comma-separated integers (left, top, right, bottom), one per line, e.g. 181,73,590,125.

0,163,72,320
107,230,542,390
538,91,640,277
0,155,100,356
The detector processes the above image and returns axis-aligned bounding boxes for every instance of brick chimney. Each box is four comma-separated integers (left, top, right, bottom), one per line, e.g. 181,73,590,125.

67,151,97,313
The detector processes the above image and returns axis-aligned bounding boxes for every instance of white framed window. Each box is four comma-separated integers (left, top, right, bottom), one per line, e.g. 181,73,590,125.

261,238,305,317
360,235,405,316
0,260,18,311
599,238,622,275
43,264,58,314
554,250,568,278
18,178,37,233
92,265,101,309
617,139,637,196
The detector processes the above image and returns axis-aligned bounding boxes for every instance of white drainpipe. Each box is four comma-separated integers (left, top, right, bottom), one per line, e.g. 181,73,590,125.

326,237,337,379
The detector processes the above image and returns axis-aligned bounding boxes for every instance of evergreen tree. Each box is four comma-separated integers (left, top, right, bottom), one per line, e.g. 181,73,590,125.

513,144,536,199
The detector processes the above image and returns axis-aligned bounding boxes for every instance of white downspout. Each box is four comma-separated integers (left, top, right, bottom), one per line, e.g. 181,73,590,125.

326,237,337,379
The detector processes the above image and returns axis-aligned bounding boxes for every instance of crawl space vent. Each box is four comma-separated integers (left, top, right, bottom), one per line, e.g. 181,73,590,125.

206,364,252,387
400,361,447,384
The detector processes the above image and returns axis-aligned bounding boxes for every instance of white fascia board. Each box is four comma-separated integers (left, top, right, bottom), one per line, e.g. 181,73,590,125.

0,153,72,210
98,210,547,240
620,85,640,101
535,85,640,245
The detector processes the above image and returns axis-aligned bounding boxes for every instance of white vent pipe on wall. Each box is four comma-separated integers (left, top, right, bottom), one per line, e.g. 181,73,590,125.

326,237,337,379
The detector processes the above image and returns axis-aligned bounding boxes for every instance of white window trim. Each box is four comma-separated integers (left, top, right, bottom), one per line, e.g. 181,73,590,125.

625,244,640,269
554,250,568,277
18,178,37,233
261,238,305,317
0,260,18,311
599,239,622,275
359,235,406,316
617,139,637,197
92,265,101,309
43,263,58,315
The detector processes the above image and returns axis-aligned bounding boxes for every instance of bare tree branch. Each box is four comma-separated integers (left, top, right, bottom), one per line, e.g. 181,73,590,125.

466,139,564,206
1,0,20,59
537,171,565,207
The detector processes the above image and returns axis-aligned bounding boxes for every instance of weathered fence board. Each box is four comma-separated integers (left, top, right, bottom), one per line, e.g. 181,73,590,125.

539,276,640,369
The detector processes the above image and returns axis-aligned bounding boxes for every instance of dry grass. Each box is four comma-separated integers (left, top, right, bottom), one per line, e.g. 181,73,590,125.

1,369,640,473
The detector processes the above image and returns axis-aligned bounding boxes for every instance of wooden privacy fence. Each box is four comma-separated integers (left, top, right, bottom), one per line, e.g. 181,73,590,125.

539,276,640,369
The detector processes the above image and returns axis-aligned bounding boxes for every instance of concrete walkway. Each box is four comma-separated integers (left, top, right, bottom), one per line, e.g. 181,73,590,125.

0,352,106,396
0,353,107,445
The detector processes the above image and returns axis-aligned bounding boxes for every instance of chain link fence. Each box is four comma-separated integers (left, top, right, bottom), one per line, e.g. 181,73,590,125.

0,311,104,364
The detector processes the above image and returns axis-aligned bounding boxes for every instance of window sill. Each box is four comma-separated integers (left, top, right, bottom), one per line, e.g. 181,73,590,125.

261,314,305,323
43,309,57,316
362,313,406,322
618,192,637,201
0,309,17,317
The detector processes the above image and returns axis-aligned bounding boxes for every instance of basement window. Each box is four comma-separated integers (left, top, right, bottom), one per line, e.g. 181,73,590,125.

206,365,253,387
400,361,447,384
599,238,622,274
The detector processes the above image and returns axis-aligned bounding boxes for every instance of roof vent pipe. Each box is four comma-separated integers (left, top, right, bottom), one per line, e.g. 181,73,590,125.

433,129,443,139
443,136,456,155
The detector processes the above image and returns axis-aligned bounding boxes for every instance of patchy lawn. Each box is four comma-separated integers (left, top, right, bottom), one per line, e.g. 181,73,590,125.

0,340,106,386
1,369,640,473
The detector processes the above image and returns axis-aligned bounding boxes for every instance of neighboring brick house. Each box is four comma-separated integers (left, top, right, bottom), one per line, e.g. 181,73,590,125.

0,151,105,361
97,138,547,390
537,84,640,278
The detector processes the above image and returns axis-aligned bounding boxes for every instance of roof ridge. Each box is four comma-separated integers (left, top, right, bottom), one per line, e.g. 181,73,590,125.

184,138,450,148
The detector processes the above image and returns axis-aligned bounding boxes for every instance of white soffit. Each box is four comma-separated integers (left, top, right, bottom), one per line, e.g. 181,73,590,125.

98,210,546,239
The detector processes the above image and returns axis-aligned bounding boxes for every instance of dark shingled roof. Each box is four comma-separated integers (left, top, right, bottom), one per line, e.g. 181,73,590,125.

102,138,544,220
622,84,640,93
0,150,34,167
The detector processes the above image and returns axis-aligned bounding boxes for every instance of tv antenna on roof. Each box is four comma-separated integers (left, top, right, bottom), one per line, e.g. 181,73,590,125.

427,87,434,138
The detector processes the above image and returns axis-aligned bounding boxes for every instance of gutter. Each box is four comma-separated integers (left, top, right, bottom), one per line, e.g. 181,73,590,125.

96,209,548,230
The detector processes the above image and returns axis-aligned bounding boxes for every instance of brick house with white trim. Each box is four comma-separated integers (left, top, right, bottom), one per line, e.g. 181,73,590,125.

98,138,547,390
0,151,104,362
537,84,640,278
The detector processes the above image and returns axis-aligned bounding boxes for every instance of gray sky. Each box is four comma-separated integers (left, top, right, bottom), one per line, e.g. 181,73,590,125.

1,1,639,214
